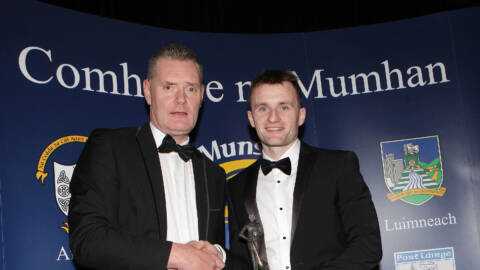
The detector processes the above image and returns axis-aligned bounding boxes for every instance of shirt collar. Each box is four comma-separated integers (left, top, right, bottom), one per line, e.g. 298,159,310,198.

262,138,301,171
149,122,190,148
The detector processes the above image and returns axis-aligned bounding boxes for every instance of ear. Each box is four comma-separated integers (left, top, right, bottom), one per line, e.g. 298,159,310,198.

298,107,306,126
143,79,152,105
247,110,256,128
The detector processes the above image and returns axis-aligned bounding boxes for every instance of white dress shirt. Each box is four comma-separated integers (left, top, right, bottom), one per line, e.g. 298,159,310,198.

256,139,301,270
150,123,199,244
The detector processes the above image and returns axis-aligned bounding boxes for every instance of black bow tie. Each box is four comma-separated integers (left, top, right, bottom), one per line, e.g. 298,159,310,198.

260,157,291,175
157,134,195,162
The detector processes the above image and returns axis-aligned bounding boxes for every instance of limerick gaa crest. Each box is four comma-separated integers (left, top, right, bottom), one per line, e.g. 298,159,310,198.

380,136,445,205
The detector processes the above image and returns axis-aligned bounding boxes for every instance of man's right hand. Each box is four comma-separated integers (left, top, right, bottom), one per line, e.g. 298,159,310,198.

167,242,225,270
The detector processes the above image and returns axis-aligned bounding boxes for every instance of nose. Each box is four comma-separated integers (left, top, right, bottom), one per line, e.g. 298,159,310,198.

268,109,279,122
175,88,186,104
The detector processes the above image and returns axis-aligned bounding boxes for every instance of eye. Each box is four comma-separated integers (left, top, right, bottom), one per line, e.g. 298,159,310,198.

281,105,288,111
258,106,267,112
163,85,172,91
187,86,196,92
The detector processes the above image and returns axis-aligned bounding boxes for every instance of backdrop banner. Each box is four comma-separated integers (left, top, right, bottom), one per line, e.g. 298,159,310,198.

2,1,479,269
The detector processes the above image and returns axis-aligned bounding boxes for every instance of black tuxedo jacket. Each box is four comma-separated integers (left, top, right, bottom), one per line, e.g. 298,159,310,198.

68,124,226,270
227,143,382,270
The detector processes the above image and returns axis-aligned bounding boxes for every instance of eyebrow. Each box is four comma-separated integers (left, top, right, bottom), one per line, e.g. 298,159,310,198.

161,80,177,85
184,82,201,87
253,101,293,108
161,81,200,86
255,101,292,105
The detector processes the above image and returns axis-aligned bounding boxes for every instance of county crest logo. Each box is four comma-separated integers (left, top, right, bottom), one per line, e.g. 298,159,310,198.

35,135,88,233
380,135,445,205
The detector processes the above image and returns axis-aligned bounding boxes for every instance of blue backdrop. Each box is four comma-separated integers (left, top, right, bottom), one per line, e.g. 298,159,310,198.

1,1,479,269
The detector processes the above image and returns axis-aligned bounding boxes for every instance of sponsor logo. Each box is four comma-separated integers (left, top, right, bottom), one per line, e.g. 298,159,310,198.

394,247,456,270
35,135,88,233
380,135,445,205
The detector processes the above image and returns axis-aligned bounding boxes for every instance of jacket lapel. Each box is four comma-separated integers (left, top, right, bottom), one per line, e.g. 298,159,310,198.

243,161,269,269
136,124,167,240
243,160,261,225
291,143,315,246
192,152,208,240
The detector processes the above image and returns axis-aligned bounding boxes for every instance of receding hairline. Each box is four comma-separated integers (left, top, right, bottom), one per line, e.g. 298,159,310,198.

147,44,203,81
148,57,202,82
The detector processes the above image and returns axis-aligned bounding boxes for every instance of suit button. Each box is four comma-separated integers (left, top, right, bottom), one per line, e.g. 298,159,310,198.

277,180,281,183
283,236,287,240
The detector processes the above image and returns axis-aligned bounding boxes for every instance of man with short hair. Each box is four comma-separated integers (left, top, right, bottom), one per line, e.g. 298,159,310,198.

69,44,226,270
227,70,382,270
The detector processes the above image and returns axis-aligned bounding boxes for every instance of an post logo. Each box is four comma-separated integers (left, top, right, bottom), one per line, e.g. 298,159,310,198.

35,135,88,233
394,247,456,269
380,135,445,205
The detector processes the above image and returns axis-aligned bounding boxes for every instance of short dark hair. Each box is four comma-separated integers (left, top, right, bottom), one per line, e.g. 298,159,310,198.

147,43,203,81
248,70,303,110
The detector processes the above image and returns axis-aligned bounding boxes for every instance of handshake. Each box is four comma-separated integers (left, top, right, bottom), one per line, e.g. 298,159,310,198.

168,240,226,270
